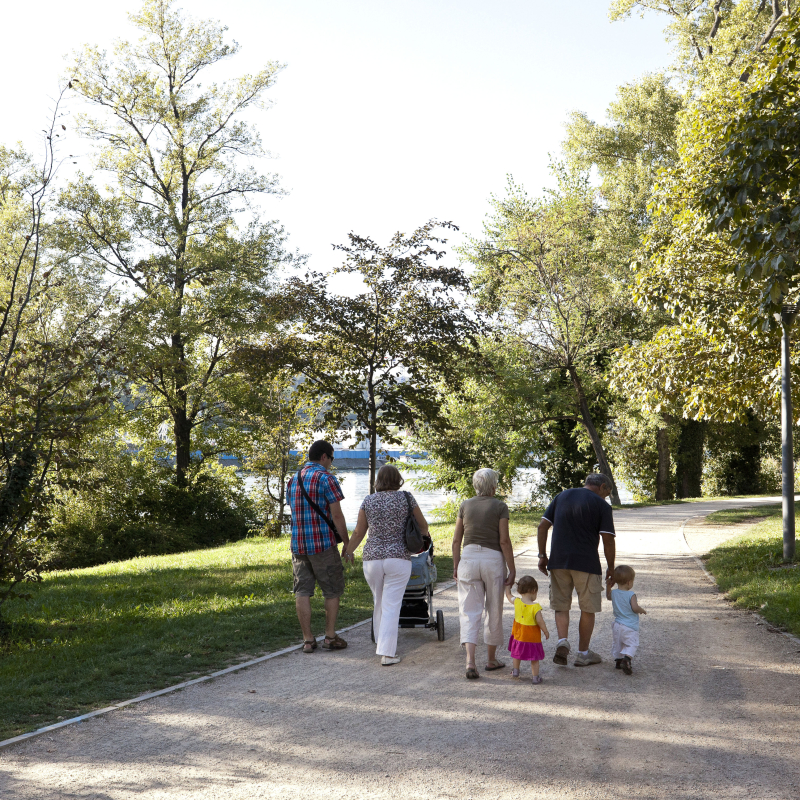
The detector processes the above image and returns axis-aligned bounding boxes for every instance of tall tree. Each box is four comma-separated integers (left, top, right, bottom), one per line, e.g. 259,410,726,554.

242,221,482,494
0,100,116,621
699,12,800,320
564,73,685,498
466,175,631,506
609,1,793,85
612,17,800,423
61,0,289,486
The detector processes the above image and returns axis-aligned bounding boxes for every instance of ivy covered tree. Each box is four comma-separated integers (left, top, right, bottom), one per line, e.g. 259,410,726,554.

699,12,800,321
613,16,800,422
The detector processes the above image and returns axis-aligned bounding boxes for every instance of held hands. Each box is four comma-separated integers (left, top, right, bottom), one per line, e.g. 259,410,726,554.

504,569,516,587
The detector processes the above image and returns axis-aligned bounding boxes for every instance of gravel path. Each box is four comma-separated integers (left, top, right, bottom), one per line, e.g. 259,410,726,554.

2,496,799,799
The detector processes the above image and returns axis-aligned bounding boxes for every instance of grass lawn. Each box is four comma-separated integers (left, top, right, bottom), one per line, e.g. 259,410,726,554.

0,513,538,741
702,503,800,638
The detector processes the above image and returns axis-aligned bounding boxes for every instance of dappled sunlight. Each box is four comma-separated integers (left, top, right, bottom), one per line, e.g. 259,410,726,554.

5,497,800,799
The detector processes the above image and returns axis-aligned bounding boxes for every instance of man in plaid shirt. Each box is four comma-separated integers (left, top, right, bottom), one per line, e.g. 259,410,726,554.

287,440,352,653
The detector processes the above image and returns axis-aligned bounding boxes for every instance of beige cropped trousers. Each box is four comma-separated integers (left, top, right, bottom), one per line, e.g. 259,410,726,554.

457,544,506,647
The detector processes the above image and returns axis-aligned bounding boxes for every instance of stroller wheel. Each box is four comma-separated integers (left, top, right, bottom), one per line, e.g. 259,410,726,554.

370,618,375,643
436,609,445,641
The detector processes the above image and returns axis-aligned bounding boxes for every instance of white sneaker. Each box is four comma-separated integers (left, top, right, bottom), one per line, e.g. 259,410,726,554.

381,655,401,666
553,639,570,665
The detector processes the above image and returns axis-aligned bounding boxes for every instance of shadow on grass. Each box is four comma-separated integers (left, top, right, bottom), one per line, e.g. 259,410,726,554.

0,511,538,741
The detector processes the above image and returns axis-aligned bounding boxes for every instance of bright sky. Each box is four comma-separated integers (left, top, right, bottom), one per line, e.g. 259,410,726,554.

1,1,672,283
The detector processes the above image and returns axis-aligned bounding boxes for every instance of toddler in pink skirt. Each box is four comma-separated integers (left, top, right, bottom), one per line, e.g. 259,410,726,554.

505,575,550,684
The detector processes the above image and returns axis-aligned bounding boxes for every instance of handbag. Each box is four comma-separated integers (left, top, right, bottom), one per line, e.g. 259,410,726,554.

403,491,425,554
296,468,343,544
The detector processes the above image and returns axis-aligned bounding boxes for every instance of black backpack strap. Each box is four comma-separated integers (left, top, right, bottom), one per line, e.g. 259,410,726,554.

296,467,342,544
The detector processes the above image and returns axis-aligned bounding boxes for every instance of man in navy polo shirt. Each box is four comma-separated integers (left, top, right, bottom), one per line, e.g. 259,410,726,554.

537,473,616,667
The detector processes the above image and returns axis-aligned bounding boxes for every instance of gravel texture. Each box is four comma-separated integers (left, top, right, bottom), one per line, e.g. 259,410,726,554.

2,496,799,799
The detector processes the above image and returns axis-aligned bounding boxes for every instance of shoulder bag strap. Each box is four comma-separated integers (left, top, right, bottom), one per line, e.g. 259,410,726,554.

296,468,342,544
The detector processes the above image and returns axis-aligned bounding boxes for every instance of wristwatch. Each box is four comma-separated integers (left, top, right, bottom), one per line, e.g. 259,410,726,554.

538,553,548,559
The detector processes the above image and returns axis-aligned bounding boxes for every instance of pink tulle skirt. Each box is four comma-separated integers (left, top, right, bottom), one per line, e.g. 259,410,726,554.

508,636,545,662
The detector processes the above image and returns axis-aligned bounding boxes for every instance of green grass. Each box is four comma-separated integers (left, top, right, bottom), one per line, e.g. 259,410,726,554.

704,503,783,525
703,509,800,637
0,513,538,741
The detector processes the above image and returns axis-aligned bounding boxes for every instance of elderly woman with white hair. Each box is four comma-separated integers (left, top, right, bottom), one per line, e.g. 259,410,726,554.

452,468,516,679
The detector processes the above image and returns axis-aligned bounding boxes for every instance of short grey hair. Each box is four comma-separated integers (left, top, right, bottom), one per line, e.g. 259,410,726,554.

473,468,500,497
585,473,611,489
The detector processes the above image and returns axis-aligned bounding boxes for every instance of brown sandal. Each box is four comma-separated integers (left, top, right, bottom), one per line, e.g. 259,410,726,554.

321,635,348,650
302,640,317,653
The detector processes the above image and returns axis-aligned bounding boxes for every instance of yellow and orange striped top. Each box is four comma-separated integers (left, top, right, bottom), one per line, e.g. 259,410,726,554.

511,599,542,643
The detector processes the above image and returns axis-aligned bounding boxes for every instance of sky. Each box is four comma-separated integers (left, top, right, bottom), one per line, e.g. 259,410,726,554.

0,0,674,286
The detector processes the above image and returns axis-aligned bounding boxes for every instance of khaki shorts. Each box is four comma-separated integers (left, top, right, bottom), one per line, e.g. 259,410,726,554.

292,545,345,599
549,569,603,613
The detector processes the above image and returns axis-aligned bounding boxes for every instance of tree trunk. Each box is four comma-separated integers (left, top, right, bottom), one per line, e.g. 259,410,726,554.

675,420,705,498
567,366,621,506
172,330,191,488
173,406,191,488
278,450,287,536
655,427,672,501
369,425,377,495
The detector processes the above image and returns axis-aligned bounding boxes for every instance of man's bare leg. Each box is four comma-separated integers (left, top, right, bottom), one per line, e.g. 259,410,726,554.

296,595,313,641
555,610,570,640
578,611,595,651
324,596,340,639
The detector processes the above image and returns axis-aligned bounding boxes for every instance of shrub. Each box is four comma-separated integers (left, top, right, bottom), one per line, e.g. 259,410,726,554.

36,444,257,570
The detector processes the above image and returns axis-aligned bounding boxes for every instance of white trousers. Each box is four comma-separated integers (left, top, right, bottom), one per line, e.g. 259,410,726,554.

612,621,639,658
457,544,506,647
363,558,412,658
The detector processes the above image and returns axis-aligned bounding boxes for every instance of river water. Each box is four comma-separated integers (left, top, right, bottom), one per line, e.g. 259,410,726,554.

247,467,632,527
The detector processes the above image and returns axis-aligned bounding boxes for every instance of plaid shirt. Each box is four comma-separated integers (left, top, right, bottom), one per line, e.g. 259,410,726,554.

287,462,345,555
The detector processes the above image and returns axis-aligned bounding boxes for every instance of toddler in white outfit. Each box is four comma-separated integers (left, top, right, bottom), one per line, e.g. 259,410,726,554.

606,564,646,675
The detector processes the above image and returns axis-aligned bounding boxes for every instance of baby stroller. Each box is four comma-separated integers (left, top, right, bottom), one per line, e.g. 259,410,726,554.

371,538,445,643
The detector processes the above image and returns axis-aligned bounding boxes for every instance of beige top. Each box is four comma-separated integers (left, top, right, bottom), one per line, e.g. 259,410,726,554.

458,496,510,552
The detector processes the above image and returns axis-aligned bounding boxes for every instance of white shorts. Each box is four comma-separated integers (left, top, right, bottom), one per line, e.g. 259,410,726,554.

612,620,639,659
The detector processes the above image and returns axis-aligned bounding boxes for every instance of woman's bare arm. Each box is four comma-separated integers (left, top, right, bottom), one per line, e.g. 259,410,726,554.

344,509,368,558
452,517,464,580
498,518,516,587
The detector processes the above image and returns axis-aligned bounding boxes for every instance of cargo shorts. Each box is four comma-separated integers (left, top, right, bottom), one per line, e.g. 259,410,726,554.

549,569,603,613
292,545,345,599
